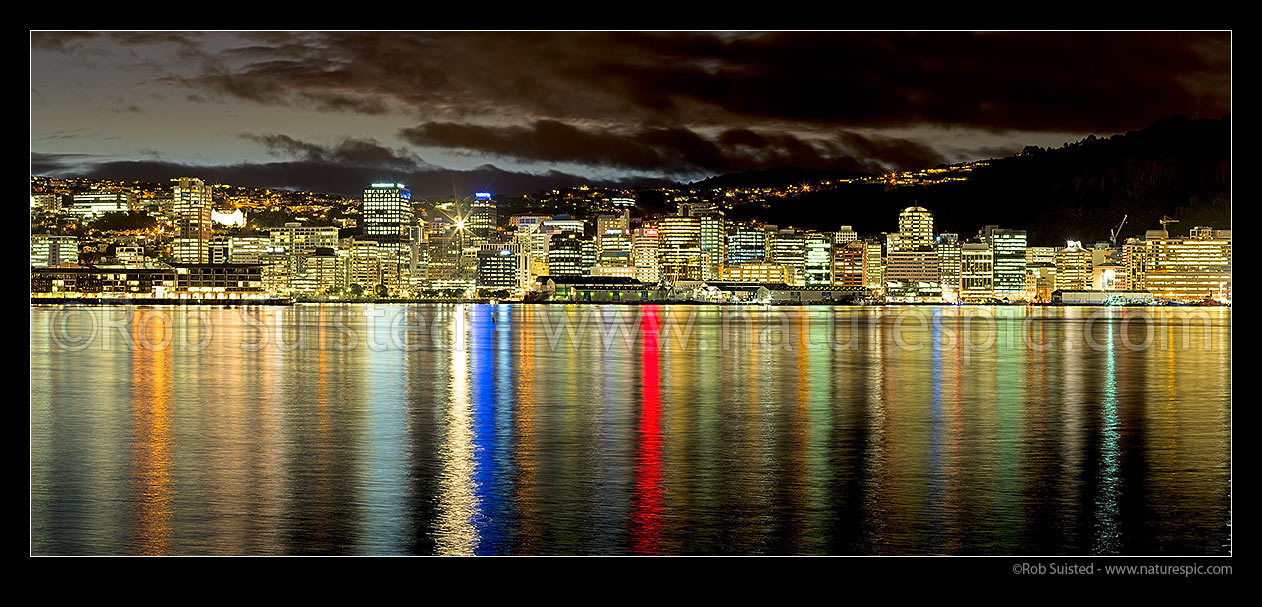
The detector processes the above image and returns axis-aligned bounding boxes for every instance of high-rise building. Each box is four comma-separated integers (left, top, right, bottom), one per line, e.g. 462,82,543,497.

595,211,630,245
770,229,805,286
885,249,940,285
477,243,530,291
896,206,934,251
936,233,962,302
696,212,726,280
362,183,412,243
632,227,661,284
210,235,232,265
960,243,995,301
348,240,384,291
658,216,704,283
1025,246,1056,265
864,240,884,290
726,225,768,265
832,240,867,288
1141,227,1231,302
546,232,588,277
596,229,633,268
293,249,346,296
984,228,1028,300
268,223,340,253
1054,241,1093,291
834,226,859,244
228,235,269,265
1092,262,1129,291
1122,238,1147,290
259,223,342,294
468,193,498,240
172,177,212,264
803,234,834,285
510,214,550,231
424,222,463,288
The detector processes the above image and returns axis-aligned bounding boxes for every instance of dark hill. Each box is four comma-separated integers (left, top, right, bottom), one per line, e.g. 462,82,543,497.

691,166,874,190
722,115,1230,245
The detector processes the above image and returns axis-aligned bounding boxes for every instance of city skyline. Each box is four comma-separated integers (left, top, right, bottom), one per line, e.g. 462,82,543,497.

30,171,1233,306
30,28,1233,563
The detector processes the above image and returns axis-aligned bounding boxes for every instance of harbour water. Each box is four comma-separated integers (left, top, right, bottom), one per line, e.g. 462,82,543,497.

29,304,1231,555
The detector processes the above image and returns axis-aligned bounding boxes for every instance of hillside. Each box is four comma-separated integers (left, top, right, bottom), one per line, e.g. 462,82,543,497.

722,115,1231,245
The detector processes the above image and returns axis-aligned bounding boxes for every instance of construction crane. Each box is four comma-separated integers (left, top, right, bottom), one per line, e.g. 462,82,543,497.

1160,215,1180,237
1109,214,1128,247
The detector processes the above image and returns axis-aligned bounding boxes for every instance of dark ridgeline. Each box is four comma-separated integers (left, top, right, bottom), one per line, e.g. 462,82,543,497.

692,167,875,190
719,115,1230,245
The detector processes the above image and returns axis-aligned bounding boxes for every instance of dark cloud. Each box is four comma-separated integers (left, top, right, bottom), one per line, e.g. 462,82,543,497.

32,31,1230,187
33,156,674,198
400,120,939,175
30,31,99,51
32,152,101,174
34,128,97,142
240,133,433,171
146,31,1228,134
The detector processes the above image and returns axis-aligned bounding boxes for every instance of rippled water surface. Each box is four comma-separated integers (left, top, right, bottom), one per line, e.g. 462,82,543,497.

30,304,1231,555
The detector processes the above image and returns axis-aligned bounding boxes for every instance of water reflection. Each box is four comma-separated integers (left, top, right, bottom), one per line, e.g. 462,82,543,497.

128,312,173,554
30,305,1231,555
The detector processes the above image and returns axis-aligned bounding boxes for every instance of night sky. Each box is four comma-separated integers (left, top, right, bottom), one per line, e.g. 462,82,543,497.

30,31,1231,197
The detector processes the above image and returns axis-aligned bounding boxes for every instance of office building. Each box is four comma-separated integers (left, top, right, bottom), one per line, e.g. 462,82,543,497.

362,183,412,243
985,228,1028,300
31,235,79,267
172,177,213,263
1054,242,1093,291
895,206,934,251
832,240,867,288
658,216,704,283
960,243,995,301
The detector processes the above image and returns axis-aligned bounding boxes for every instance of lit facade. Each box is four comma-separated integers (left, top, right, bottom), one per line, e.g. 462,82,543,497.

1054,242,1093,291
864,240,884,290
960,243,994,301
468,194,497,240
896,206,934,251
936,234,961,301
632,227,661,284
885,248,940,284
31,235,79,267
832,241,867,288
987,228,1028,300
770,229,805,286
726,225,768,264
1142,230,1231,302
172,177,212,263
1025,263,1056,303
658,216,704,282
803,235,833,285
546,232,588,276
717,262,790,284
477,246,529,290
697,212,726,280
67,192,137,218
362,183,411,243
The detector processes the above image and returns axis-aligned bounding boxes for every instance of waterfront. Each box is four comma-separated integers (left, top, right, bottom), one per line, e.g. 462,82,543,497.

30,304,1231,555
